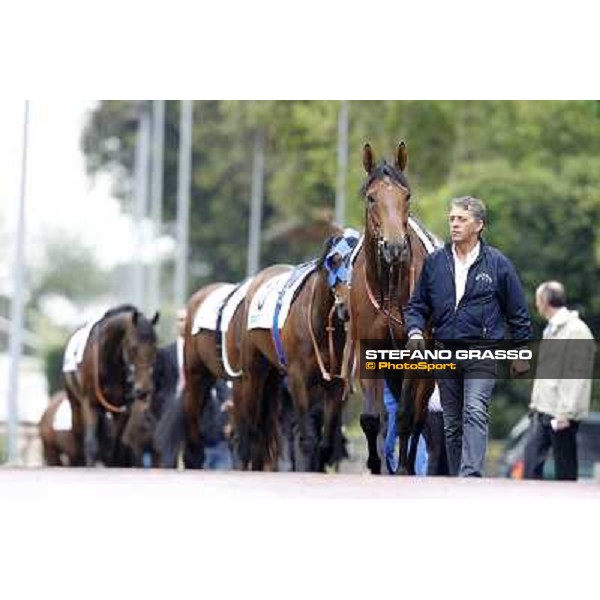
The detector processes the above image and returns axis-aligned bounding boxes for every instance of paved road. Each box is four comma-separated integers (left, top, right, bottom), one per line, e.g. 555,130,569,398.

2,467,599,499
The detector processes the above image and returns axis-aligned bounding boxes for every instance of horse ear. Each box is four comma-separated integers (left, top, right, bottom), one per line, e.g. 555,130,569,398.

151,311,160,326
396,141,408,172
132,310,139,327
362,143,375,174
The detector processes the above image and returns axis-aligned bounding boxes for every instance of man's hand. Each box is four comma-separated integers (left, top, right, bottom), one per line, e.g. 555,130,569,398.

550,418,570,432
510,359,530,377
406,335,426,353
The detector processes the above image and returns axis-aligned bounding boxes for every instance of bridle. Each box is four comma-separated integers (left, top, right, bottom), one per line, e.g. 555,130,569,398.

92,324,146,414
93,337,128,414
363,181,415,342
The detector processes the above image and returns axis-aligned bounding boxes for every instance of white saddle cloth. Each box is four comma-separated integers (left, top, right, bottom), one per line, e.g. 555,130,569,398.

191,284,237,335
246,260,316,331
62,310,107,373
219,278,253,334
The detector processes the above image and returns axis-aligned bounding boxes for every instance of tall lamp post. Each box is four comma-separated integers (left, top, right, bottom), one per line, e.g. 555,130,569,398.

5,100,30,465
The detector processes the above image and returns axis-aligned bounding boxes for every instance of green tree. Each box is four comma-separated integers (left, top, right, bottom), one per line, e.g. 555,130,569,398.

29,231,109,307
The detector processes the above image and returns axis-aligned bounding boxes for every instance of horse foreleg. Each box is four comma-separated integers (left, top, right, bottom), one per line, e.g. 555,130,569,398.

288,373,319,472
320,381,344,472
64,374,86,466
396,377,414,475
81,398,99,466
406,420,425,475
406,378,434,475
359,378,383,475
278,382,295,472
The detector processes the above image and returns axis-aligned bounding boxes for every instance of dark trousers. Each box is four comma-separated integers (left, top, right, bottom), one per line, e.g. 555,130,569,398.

437,358,497,477
422,410,449,476
523,412,579,481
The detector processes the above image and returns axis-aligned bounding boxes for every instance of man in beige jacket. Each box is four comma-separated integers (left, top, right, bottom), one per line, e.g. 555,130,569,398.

524,281,596,480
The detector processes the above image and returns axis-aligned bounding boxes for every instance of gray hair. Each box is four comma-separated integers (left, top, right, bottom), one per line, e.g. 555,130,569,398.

450,196,487,225
536,281,566,308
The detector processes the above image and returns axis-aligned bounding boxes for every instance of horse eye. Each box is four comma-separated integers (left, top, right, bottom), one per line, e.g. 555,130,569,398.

367,195,376,204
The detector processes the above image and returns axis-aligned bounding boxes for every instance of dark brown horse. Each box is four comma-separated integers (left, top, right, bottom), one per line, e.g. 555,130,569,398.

63,305,159,466
183,280,250,468
350,142,434,475
239,230,357,472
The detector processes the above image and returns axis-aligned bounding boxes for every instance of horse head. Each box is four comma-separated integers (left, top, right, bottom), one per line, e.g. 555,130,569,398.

361,141,411,266
121,309,160,402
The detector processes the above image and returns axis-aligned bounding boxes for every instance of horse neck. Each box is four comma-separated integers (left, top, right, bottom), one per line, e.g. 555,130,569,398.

97,313,130,368
363,219,415,305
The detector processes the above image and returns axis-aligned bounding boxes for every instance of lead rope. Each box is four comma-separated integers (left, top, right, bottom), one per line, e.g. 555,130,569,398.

363,263,405,328
307,275,343,382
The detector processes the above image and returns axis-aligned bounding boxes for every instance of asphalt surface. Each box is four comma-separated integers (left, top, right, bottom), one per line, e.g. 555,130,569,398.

2,467,600,499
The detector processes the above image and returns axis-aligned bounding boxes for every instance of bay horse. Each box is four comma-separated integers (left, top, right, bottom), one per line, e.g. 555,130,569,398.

183,279,250,468
350,142,435,475
63,305,159,466
239,229,358,472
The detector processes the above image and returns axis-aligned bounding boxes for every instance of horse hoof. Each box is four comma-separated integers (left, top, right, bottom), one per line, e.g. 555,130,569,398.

367,456,381,475
359,414,381,437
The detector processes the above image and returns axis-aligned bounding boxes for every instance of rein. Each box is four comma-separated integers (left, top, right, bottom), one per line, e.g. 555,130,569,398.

307,275,344,382
93,330,127,414
363,231,416,331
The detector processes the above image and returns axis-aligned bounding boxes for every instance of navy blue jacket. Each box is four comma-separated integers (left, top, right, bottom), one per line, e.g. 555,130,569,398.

405,241,531,343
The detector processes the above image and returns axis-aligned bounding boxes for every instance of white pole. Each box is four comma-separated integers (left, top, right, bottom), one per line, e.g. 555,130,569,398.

148,100,165,314
335,101,349,227
132,104,151,310
174,100,194,310
246,128,265,277
5,100,30,465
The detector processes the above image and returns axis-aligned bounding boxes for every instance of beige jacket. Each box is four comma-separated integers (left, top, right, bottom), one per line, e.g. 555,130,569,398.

530,309,596,421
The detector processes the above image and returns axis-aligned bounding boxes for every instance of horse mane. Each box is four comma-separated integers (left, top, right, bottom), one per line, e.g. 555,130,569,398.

360,160,410,195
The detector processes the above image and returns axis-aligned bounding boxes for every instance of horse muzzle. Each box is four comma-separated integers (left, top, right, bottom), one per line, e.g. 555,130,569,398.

380,238,409,264
335,302,350,322
133,387,151,400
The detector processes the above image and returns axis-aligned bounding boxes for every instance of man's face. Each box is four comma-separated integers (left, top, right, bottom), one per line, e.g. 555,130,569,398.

449,206,483,245
176,310,187,337
535,290,547,318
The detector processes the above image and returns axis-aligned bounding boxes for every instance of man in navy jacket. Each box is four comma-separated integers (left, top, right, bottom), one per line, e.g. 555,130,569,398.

405,196,531,477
